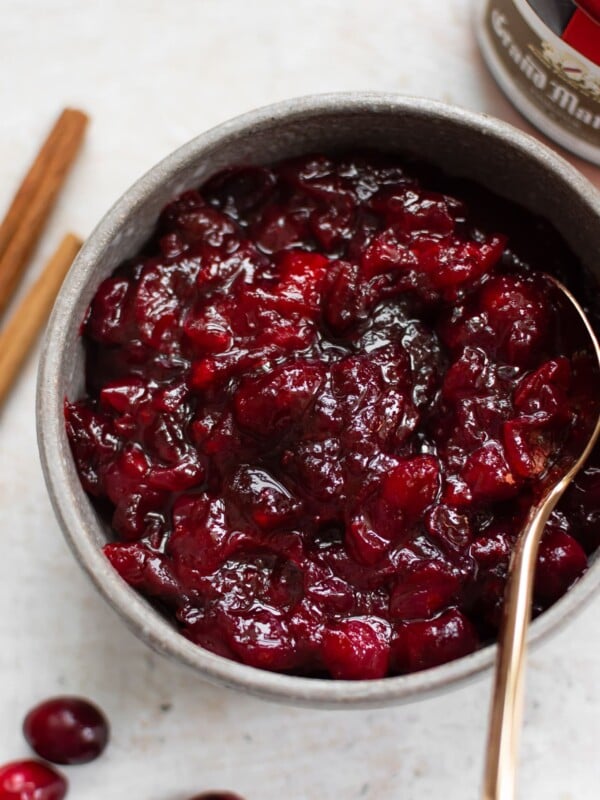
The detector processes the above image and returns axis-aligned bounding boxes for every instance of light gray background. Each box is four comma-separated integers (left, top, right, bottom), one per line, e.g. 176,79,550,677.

1,1,598,798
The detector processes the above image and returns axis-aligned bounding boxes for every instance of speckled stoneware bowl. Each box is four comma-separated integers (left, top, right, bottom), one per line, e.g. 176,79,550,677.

37,93,600,708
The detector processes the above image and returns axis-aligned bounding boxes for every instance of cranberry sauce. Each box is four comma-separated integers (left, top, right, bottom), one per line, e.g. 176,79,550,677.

66,153,600,680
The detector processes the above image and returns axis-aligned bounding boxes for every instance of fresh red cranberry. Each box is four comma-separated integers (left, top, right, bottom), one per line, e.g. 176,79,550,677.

66,152,598,680
23,697,109,765
0,760,67,800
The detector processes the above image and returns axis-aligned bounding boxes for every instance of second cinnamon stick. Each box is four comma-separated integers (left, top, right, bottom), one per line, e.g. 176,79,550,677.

0,233,82,410
0,109,88,317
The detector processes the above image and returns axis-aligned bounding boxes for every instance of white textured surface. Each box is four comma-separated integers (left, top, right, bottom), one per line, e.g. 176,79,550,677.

1,1,599,798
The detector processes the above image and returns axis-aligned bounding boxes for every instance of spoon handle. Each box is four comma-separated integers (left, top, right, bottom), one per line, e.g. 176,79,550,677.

482,275,600,800
482,489,565,800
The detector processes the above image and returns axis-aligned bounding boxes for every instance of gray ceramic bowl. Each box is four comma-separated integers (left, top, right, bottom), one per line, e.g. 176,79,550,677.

37,93,600,708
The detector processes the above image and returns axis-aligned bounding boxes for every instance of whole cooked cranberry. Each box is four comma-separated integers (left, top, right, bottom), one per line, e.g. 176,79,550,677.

233,361,324,437
392,609,479,673
322,618,390,680
535,529,587,606
381,455,440,520
478,275,550,367
462,441,519,503
0,760,67,800
23,697,109,765
389,561,461,621
86,276,134,344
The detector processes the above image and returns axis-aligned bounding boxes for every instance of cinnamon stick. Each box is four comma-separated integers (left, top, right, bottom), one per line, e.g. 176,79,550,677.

0,233,82,409
0,109,88,317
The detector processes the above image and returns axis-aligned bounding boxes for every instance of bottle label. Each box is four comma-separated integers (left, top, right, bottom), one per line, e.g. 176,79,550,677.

483,0,600,149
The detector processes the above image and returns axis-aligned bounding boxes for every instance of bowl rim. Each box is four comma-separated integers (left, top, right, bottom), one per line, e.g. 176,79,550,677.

37,91,600,708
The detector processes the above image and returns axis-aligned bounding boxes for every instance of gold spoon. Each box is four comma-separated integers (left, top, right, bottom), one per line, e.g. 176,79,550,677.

482,276,600,800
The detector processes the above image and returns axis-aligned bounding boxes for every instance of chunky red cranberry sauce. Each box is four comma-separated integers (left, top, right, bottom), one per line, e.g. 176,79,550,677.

66,153,600,680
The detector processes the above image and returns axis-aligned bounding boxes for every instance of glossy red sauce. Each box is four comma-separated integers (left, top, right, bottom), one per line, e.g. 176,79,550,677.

66,153,600,679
